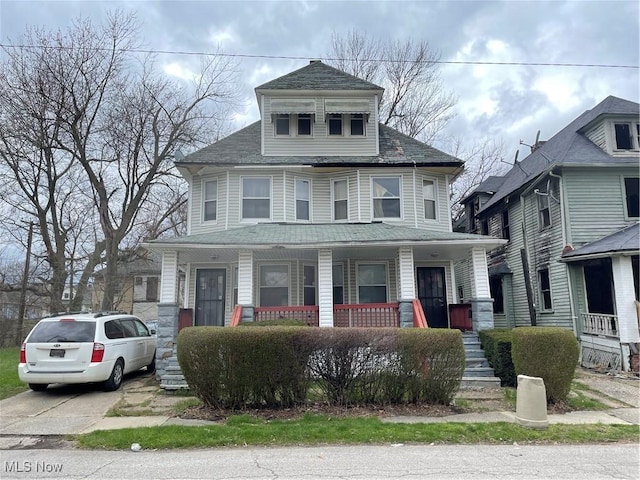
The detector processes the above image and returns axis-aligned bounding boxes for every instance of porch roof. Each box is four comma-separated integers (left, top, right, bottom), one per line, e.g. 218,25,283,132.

561,223,640,262
147,222,505,251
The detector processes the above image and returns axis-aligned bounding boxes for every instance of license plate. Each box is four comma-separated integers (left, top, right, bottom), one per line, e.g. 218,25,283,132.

49,349,65,358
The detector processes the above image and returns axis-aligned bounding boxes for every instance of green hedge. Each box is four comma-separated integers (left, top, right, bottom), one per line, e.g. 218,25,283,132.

478,329,516,387
511,327,579,404
178,327,465,409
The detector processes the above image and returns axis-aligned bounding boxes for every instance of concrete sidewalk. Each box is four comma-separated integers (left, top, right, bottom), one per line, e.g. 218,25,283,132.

0,368,637,450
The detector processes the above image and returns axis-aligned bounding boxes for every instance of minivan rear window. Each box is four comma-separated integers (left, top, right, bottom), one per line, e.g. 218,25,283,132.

27,321,96,343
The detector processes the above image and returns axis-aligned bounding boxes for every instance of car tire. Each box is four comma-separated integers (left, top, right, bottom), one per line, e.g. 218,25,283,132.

28,383,48,391
146,351,156,373
104,359,124,391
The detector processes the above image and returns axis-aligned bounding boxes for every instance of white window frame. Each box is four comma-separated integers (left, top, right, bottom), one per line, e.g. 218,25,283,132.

296,114,313,136
611,122,640,151
349,113,366,136
372,176,402,220
422,178,437,220
537,190,551,230
332,178,349,222
241,176,272,221
258,264,290,307
202,179,218,223
356,262,389,304
328,114,343,136
275,114,290,136
622,176,640,219
295,177,311,221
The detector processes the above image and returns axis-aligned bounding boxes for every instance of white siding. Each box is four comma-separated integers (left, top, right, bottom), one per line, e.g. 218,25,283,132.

584,123,607,150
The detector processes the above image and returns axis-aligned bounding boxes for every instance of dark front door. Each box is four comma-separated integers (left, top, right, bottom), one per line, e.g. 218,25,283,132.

417,267,448,328
195,269,226,326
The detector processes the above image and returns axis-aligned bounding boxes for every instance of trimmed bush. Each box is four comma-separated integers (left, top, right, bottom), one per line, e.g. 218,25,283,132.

511,327,579,404
479,329,516,387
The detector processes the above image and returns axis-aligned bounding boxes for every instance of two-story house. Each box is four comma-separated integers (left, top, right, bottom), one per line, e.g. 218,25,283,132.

458,96,640,372
147,60,505,378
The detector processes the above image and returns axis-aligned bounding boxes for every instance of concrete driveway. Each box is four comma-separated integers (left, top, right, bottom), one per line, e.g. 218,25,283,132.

0,371,152,436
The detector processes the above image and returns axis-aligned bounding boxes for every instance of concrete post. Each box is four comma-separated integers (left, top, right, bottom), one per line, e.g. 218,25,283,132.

156,303,179,380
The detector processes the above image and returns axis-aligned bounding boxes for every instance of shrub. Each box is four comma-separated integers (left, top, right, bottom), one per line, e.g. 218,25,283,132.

479,329,516,387
511,327,579,404
178,326,310,409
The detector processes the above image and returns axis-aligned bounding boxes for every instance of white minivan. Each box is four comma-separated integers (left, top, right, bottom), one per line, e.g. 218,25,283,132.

18,312,157,391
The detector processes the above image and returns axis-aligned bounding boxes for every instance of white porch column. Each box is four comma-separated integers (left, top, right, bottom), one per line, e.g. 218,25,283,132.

318,249,334,327
159,250,179,303
237,250,255,323
612,256,640,370
397,247,416,328
468,247,494,332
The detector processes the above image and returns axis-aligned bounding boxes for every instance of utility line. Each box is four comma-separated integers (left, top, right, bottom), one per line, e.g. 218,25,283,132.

1,43,638,69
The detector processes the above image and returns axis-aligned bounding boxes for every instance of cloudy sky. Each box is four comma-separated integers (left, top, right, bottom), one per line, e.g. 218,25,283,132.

1,0,638,159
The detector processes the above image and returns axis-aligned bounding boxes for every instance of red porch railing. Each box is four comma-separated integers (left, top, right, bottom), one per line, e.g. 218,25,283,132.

230,305,243,327
254,305,320,327
412,299,428,328
333,303,399,328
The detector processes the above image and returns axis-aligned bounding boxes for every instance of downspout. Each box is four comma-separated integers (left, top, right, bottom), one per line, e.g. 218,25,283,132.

549,169,577,335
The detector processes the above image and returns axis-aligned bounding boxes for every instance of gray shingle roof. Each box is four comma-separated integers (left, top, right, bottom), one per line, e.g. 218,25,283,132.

150,222,498,247
256,61,384,92
561,223,640,261
177,122,463,167
479,96,640,214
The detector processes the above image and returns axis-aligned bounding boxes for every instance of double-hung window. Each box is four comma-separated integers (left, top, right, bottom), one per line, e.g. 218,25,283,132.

328,114,343,136
275,114,290,136
332,264,344,304
295,178,310,221
614,123,634,150
303,265,316,305
203,180,217,222
501,209,510,240
624,177,639,218
242,177,271,220
297,114,312,136
538,189,551,229
333,179,348,221
538,268,552,311
259,265,289,307
372,176,401,219
350,114,365,136
423,179,436,220
358,263,387,304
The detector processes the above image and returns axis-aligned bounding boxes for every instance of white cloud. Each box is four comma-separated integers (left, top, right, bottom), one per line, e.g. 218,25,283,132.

163,62,201,82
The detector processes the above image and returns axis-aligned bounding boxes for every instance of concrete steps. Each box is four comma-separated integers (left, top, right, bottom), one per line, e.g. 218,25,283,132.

460,332,501,389
159,349,190,391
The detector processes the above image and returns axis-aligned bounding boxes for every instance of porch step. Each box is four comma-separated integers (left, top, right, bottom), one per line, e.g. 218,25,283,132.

459,332,501,389
160,348,190,391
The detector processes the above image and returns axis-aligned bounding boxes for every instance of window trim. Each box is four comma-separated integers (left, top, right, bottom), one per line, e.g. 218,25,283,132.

258,263,290,307
501,209,511,241
295,177,311,222
622,176,639,219
202,179,218,223
422,178,437,221
296,114,313,136
537,268,553,312
332,178,349,222
349,113,366,136
537,189,551,230
371,176,402,220
356,262,389,304
275,114,290,136
240,176,272,221
328,114,343,136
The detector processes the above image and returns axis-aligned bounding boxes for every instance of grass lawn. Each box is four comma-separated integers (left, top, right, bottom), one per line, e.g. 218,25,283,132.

75,414,640,449
0,347,27,400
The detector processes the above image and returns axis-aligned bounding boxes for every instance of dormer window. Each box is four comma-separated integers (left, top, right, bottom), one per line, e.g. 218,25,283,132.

613,122,640,150
297,114,312,136
275,114,290,136
328,114,343,136
350,114,365,136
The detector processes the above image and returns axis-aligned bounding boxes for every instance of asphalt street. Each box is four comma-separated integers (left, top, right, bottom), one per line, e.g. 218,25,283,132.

1,444,639,479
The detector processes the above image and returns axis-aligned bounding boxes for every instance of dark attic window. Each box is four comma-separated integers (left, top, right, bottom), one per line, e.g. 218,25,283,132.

614,123,633,150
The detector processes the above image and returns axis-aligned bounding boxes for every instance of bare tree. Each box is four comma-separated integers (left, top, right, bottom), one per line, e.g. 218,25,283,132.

1,11,239,311
327,30,456,143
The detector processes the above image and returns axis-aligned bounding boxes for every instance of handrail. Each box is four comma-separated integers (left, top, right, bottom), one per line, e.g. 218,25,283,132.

412,299,428,328
230,304,243,327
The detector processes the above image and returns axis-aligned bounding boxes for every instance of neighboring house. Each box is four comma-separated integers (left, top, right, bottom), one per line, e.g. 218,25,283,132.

61,284,93,312
92,252,163,322
457,96,640,371
146,60,504,377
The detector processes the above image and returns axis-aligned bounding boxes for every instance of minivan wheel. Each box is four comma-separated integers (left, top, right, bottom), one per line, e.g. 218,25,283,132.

104,359,124,391
29,383,48,391
146,351,156,373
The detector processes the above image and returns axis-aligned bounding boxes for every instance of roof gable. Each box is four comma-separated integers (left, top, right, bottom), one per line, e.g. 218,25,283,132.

255,60,384,92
